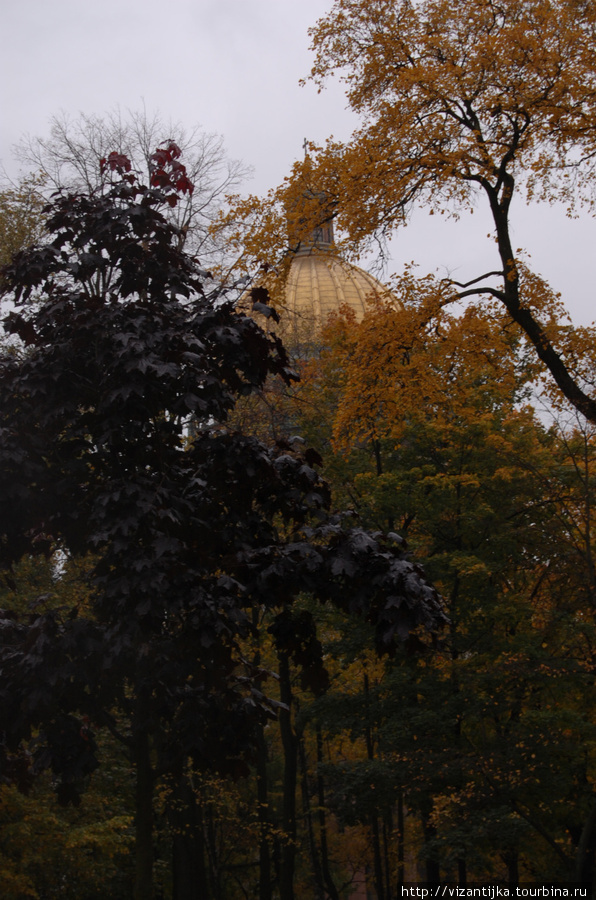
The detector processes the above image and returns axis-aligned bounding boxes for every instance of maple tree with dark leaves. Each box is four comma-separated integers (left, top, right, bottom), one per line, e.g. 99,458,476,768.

0,145,445,898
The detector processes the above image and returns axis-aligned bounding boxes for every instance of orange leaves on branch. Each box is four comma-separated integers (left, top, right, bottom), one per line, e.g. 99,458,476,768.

221,0,596,421
303,275,527,459
297,0,596,421
307,0,596,215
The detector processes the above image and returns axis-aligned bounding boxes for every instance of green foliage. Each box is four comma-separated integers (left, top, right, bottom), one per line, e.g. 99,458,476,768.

0,745,134,899
0,147,445,898
287,291,596,884
0,177,45,272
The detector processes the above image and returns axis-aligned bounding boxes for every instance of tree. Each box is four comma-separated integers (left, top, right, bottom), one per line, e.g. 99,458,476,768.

0,556,135,898
287,289,596,885
0,145,445,898
16,108,250,265
0,177,45,270
226,0,596,422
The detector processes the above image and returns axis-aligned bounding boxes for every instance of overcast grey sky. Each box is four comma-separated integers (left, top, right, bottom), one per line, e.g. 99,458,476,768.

1,0,594,324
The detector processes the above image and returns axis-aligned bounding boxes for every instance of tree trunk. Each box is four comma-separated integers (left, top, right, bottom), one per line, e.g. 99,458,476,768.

481,179,596,424
575,797,596,886
371,815,386,900
457,858,467,887
316,724,340,900
252,606,273,900
364,671,385,900
506,850,519,890
396,793,405,889
278,650,298,900
205,801,222,900
256,723,273,900
422,816,440,886
298,733,325,900
170,779,209,900
133,726,154,900
383,810,393,900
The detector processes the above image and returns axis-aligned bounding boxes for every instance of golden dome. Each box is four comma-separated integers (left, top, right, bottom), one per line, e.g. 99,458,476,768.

282,248,393,335
241,203,396,349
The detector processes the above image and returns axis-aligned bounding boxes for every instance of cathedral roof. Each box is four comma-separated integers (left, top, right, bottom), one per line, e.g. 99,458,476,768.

282,248,393,338
242,187,396,347
274,206,395,345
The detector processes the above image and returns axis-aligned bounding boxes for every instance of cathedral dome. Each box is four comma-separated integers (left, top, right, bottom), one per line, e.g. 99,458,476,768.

274,209,396,346
282,248,393,339
241,183,397,348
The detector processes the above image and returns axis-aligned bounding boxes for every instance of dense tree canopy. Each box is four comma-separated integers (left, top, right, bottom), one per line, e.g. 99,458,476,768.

0,144,445,898
0,178,45,271
291,288,596,887
224,0,596,422
4,3,596,889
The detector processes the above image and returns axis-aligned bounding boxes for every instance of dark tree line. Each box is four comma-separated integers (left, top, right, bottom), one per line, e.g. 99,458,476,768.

0,146,445,898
